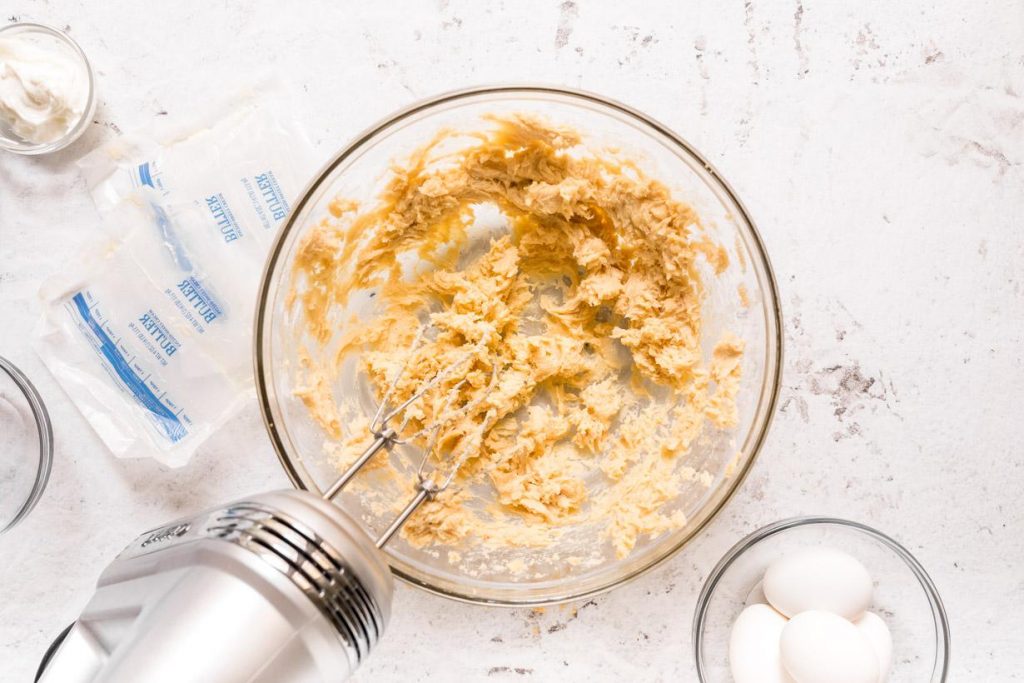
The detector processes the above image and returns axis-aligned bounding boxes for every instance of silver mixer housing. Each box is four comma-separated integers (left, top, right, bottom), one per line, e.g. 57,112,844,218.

37,489,394,683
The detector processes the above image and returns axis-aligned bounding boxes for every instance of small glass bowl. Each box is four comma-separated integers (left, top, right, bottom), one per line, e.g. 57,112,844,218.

0,356,53,534
0,22,97,155
693,517,950,682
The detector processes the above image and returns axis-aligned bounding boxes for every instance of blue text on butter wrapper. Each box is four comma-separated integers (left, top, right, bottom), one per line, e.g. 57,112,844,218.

255,171,288,222
205,193,242,243
136,310,180,358
176,277,222,324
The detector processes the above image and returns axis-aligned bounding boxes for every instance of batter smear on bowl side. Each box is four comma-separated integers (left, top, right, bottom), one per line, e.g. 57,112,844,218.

289,114,744,563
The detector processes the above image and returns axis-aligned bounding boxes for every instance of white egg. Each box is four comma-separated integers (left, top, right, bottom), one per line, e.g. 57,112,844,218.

729,604,795,683
780,610,880,683
763,547,873,619
854,611,893,682
746,580,768,606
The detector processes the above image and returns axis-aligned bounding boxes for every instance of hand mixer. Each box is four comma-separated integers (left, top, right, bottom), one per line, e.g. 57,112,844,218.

36,330,495,683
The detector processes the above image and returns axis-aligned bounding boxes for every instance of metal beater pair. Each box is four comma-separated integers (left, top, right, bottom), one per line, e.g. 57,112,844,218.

322,327,497,548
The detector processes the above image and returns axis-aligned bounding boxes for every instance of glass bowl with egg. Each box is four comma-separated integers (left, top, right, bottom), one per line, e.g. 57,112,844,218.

0,22,96,155
255,85,783,605
693,516,951,681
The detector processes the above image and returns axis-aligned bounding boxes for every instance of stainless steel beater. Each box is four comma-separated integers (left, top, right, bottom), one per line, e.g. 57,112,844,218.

36,331,495,683
323,327,497,546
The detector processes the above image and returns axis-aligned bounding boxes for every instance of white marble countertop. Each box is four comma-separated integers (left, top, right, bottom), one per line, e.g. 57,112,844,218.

1,1,1021,680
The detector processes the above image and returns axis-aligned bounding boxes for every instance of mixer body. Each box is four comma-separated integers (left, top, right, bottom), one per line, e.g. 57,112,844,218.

36,490,394,683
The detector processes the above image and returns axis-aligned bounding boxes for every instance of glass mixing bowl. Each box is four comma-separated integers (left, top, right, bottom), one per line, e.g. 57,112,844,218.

693,517,951,681
255,86,782,605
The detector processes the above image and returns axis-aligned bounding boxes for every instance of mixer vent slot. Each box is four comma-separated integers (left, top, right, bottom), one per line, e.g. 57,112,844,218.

207,503,383,664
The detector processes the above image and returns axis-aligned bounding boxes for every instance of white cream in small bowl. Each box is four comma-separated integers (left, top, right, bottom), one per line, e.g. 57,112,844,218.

0,22,95,155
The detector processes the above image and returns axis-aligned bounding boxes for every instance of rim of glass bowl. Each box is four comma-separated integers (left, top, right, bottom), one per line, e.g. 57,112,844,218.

0,356,54,534
0,22,97,156
692,516,951,682
254,84,784,606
